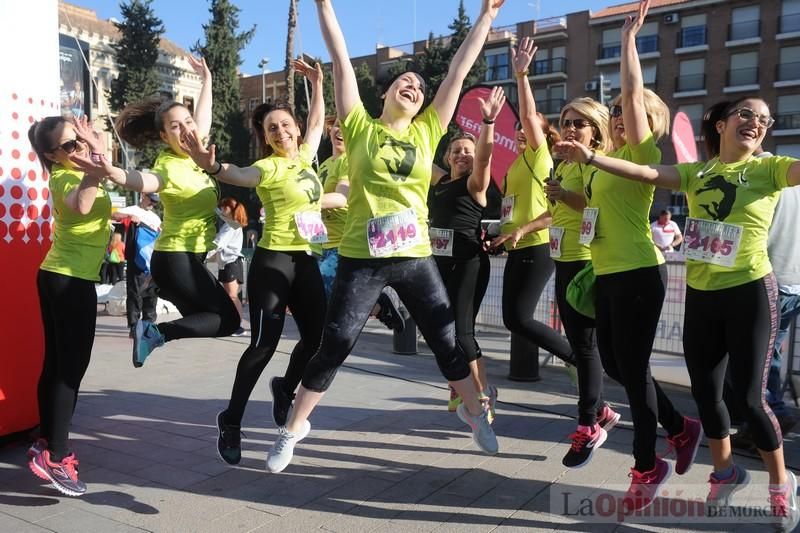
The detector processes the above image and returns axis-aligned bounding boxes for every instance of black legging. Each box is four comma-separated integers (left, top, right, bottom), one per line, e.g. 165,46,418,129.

434,252,490,362
554,260,606,426
225,248,326,425
595,264,685,471
301,256,472,392
150,250,240,341
684,274,781,451
36,269,97,461
502,243,574,365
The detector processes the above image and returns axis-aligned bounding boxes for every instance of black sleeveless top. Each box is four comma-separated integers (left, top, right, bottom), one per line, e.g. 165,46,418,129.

428,174,484,259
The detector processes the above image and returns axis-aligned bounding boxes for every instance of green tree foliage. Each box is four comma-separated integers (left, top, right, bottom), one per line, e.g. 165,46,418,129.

108,0,164,169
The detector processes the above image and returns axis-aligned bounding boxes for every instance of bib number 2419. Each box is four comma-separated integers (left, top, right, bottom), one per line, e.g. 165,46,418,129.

367,208,421,257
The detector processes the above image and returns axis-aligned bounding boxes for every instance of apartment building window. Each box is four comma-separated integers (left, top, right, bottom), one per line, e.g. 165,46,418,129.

485,48,510,82
599,23,658,59
535,84,565,115
776,94,800,130
600,27,621,59
678,104,704,136
729,5,760,41
676,58,705,91
776,144,800,157
727,51,758,86
678,14,707,48
637,22,659,53
534,48,549,75
781,0,800,33
533,46,567,75
778,46,800,81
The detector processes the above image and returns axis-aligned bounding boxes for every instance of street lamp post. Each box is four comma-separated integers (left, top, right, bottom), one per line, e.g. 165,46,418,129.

258,57,269,104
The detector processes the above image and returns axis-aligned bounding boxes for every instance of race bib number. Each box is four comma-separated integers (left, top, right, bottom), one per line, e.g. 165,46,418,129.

579,208,598,245
500,196,515,225
367,208,421,257
683,217,742,267
294,211,328,244
549,226,565,258
429,227,454,257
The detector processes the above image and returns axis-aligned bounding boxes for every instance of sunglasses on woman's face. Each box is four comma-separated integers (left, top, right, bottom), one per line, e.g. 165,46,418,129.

50,139,80,154
726,107,775,129
561,118,594,130
609,105,623,118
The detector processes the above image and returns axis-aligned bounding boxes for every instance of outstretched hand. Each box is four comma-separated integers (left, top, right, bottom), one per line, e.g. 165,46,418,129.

511,36,537,74
622,0,650,38
490,228,523,250
553,140,593,164
478,85,506,122
188,55,211,80
179,124,217,173
293,58,323,84
70,115,106,157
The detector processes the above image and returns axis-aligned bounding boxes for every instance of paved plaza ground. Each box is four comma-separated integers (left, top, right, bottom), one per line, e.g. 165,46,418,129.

1,310,798,532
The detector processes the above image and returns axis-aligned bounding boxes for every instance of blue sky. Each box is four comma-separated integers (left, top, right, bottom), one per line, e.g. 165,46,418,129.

72,0,605,75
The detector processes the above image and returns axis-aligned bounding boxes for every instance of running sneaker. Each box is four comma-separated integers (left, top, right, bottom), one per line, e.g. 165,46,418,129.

132,320,164,368
663,416,702,475
447,385,462,412
27,437,48,458
622,457,672,514
29,450,86,497
266,420,311,473
270,377,295,427
770,471,800,532
456,403,499,455
375,293,405,332
596,404,621,432
231,327,247,337
216,410,242,465
562,425,608,468
706,464,751,508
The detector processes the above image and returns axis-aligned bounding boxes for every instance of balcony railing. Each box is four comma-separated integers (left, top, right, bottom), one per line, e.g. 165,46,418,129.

537,98,566,115
678,26,708,48
777,61,800,81
534,16,568,33
485,66,510,82
488,24,516,42
728,19,760,40
675,73,706,92
533,57,567,76
599,35,659,59
726,67,758,86
775,112,800,130
780,13,800,34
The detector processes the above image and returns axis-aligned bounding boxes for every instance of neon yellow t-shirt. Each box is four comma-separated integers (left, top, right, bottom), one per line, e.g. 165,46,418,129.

252,143,323,252
500,142,552,251
152,149,218,253
338,103,444,258
551,160,593,262
40,165,111,282
320,153,349,250
585,133,664,275
676,155,795,290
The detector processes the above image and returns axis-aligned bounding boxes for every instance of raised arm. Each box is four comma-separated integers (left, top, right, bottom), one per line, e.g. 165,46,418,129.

295,59,325,154
512,37,546,150
468,86,505,206
316,0,360,119
620,0,651,146
554,140,681,190
431,0,504,129
178,127,261,188
64,174,104,215
188,56,212,142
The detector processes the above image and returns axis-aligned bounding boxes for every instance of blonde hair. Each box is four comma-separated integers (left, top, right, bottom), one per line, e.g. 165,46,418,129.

559,97,612,153
609,88,671,142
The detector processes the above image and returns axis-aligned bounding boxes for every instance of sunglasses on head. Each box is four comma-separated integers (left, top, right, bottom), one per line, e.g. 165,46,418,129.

561,118,594,130
50,139,79,154
726,107,775,129
609,105,623,118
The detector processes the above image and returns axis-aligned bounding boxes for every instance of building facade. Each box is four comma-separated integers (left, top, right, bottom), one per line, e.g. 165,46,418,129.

238,0,800,213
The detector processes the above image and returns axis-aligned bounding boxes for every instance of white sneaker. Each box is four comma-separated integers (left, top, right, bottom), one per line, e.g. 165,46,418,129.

771,470,800,532
266,420,311,473
456,403,499,455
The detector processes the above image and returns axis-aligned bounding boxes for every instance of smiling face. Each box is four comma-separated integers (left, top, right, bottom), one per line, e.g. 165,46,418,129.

330,118,345,154
446,138,475,178
160,105,196,154
262,109,300,156
718,98,771,156
560,109,595,149
44,122,88,169
383,73,425,117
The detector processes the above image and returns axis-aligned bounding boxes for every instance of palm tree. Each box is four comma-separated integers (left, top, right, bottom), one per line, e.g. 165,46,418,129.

285,0,297,109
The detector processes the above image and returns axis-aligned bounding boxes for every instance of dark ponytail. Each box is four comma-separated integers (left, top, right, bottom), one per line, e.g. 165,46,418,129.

115,98,184,149
28,116,67,172
701,96,764,158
